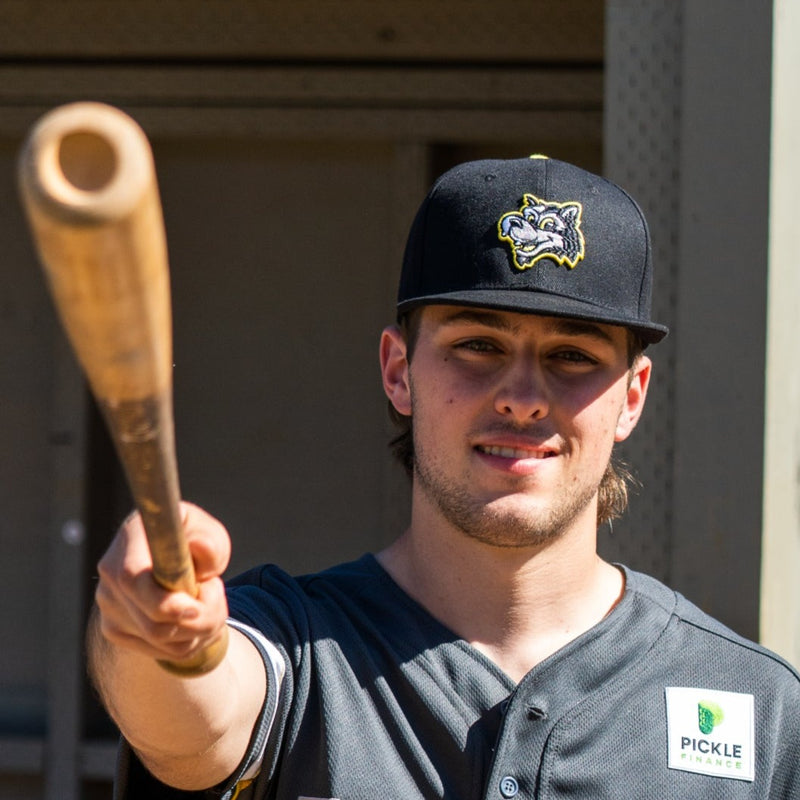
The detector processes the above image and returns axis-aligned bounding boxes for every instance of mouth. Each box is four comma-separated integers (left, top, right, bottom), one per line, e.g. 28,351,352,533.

475,444,556,460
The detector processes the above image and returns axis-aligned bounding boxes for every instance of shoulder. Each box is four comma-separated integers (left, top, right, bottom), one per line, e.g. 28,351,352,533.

225,554,390,606
223,554,403,640
624,566,800,688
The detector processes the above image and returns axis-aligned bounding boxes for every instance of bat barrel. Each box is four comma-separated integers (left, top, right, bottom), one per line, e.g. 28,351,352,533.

18,102,172,404
19,103,228,675
19,101,153,226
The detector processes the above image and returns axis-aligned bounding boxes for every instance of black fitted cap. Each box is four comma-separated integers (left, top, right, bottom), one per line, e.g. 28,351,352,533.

397,156,668,344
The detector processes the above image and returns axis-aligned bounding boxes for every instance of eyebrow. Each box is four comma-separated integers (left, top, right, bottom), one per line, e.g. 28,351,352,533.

439,309,520,332
438,308,617,345
544,318,617,345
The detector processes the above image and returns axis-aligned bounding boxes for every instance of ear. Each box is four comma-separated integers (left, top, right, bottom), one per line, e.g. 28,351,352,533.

614,355,652,442
562,203,580,222
380,325,412,416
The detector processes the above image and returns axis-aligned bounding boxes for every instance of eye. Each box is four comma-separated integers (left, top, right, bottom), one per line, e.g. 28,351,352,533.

550,349,598,366
455,338,501,354
538,217,555,230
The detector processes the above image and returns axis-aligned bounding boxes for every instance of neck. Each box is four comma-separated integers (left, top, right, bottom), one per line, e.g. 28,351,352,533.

377,501,624,683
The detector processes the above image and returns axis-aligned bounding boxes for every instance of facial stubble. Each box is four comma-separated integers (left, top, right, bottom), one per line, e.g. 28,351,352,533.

411,418,608,550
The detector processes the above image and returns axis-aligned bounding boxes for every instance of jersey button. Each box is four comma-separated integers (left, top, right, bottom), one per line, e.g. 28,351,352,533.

499,776,519,798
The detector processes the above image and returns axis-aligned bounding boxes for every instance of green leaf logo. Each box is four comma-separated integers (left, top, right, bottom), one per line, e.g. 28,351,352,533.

698,700,725,734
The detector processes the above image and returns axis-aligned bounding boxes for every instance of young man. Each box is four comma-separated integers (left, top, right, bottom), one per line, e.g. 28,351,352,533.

90,156,800,799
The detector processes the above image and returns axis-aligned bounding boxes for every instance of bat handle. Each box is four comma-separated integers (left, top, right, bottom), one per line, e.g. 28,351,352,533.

103,392,229,676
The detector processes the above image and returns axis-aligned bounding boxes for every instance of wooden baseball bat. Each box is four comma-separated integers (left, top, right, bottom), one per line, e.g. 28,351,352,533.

18,101,227,676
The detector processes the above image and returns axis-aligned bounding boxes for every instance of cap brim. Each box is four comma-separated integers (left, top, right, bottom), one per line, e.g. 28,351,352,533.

397,289,669,344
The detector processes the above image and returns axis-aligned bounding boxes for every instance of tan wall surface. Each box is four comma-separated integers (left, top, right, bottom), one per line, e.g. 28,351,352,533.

0,3,603,796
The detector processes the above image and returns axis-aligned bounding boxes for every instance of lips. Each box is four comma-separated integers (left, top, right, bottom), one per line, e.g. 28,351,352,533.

476,444,554,459
474,441,559,463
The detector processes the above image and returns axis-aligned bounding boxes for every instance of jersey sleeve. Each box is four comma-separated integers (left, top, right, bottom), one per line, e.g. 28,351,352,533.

224,619,286,785
111,618,286,800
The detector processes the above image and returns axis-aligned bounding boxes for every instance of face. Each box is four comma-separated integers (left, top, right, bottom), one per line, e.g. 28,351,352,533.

380,306,651,549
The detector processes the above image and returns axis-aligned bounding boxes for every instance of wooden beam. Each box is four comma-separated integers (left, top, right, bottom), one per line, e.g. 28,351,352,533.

0,0,603,63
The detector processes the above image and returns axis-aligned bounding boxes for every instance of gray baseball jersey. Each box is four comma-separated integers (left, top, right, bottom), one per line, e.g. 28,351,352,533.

115,556,800,799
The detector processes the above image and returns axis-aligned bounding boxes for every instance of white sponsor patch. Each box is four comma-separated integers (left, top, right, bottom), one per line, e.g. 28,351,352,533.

665,687,754,782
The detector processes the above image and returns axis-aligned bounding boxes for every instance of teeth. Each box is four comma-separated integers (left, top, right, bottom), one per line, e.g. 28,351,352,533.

479,445,550,459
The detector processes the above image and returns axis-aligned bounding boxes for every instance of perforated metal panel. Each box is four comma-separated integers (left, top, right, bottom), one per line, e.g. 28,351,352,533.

602,2,683,580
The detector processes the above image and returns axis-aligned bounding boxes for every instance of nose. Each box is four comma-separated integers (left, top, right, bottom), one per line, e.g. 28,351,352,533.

493,357,549,422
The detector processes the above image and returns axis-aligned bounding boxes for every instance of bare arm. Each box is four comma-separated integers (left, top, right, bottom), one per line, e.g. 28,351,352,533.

87,503,267,791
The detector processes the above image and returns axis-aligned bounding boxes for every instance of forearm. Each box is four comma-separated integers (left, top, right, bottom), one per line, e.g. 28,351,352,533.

88,607,266,791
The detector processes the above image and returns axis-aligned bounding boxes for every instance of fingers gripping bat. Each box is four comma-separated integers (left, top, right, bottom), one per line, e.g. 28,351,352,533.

18,102,227,676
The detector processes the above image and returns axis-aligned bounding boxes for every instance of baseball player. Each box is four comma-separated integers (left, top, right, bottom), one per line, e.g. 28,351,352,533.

89,156,800,799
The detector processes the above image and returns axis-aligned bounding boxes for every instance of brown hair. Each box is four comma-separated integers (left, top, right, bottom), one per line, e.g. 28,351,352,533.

387,310,644,527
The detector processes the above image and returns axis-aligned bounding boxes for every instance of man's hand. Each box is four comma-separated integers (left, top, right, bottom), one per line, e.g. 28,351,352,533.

94,501,231,664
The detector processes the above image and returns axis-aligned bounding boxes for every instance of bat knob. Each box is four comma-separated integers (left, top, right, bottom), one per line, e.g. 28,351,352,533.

157,626,230,677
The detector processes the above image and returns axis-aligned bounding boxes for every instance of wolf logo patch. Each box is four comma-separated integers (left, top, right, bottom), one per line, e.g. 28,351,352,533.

498,194,585,271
